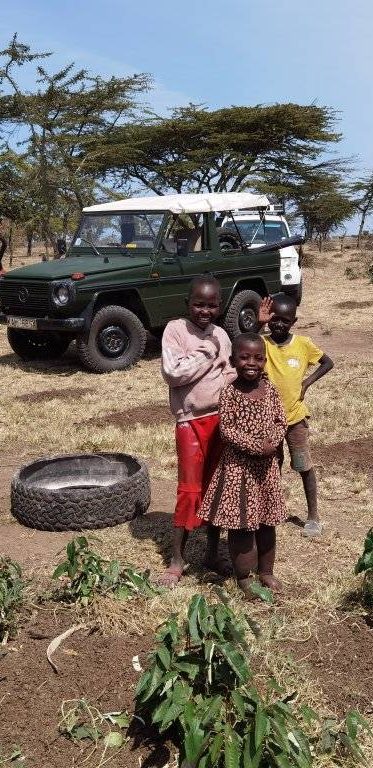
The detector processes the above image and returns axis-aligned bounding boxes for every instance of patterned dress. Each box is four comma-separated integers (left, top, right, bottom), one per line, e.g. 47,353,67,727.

198,379,288,530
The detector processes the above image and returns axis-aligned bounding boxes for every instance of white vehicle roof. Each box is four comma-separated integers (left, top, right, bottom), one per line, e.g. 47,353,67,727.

83,192,270,215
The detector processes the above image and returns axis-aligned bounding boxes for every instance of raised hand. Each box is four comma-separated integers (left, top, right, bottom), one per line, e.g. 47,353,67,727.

258,297,274,326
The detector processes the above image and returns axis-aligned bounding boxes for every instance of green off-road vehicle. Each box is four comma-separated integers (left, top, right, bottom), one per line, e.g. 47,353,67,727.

0,192,302,373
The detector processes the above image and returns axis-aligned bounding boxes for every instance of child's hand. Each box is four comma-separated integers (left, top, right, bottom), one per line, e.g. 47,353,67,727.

258,297,274,326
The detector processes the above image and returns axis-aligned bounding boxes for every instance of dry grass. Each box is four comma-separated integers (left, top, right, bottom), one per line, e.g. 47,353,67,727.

1,245,373,765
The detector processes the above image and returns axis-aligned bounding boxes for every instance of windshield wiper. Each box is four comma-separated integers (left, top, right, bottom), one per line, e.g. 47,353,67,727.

79,237,109,263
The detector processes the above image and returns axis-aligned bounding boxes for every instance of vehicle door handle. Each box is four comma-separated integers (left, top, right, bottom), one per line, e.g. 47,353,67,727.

162,257,175,264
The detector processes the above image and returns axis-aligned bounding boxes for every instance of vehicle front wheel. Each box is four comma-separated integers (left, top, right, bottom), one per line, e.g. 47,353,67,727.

76,304,147,373
7,328,70,360
223,290,262,337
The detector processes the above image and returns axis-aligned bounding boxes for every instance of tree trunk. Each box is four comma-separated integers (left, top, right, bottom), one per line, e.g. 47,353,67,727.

8,223,13,267
357,208,367,249
26,229,33,258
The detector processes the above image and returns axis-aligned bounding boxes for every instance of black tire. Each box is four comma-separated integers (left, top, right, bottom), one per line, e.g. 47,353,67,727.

76,305,147,373
224,290,262,337
11,453,151,531
216,227,242,251
7,328,70,360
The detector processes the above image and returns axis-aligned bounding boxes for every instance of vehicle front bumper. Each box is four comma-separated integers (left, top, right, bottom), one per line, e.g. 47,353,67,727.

0,314,85,333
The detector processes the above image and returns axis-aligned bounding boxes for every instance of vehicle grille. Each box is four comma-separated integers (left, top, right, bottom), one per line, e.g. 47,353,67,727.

0,281,50,317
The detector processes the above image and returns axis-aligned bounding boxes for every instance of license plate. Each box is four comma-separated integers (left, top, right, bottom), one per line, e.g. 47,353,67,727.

7,316,37,330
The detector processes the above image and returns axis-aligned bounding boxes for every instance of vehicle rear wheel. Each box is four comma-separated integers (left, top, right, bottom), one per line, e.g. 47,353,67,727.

223,290,262,337
7,328,70,360
76,304,147,373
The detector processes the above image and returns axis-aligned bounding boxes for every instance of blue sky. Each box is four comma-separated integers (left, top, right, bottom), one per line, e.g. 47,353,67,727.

1,0,372,228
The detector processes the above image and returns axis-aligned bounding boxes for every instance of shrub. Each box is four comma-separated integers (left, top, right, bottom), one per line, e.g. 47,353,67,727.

52,536,160,605
355,528,373,610
135,594,313,768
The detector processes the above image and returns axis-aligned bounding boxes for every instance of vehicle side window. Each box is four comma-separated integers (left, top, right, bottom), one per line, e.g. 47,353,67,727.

163,214,203,253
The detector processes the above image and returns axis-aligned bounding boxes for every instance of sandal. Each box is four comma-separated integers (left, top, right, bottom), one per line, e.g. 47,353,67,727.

154,565,185,588
302,520,323,538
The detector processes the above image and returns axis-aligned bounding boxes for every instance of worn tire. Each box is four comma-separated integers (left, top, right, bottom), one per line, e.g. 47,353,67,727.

11,453,151,531
216,227,242,250
77,305,147,373
224,290,262,337
7,328,70,360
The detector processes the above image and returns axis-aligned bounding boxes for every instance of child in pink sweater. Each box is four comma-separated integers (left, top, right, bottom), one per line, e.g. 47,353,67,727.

158,275,236,586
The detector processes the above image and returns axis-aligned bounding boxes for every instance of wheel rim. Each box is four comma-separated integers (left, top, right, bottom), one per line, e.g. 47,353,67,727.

239,306,256,332
97,324,130,358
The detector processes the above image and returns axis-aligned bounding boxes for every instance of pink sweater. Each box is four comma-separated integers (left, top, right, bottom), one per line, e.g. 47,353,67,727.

162,318,236,422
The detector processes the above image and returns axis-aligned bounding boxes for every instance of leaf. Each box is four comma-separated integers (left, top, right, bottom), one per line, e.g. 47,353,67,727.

73,724,100,741
231,689,246,719
184,720,207,763
157,644,171,670
188,594,205,643
46,623,86,674
248,581,274,604
254,708,269,750
216,641,249,683
224,724,241,768
300,704,320,725
52,561,69,579
208,732,224,765
104,731,123,748
66,540,76,564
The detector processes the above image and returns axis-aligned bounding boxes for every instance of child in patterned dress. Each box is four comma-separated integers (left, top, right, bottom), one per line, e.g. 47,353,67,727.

198,332,288,594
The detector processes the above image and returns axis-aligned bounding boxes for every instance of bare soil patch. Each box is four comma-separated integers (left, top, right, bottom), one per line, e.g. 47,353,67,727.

313,437,373,476
285,614,373,715
0,611,167,768
16,387,93,404
335,299,373,310
83,404,172,430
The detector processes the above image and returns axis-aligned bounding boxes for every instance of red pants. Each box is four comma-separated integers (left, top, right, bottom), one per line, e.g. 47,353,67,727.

173,414,222,530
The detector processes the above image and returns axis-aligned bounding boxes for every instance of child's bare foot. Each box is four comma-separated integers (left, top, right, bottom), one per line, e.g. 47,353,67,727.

302,520,323,537
259,572,282,591
155,560,186,587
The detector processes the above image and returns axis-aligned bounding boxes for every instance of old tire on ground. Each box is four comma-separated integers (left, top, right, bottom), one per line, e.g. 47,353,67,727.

11,453,151,531
224,289,262,337
7,328,70,360
76,304,147,373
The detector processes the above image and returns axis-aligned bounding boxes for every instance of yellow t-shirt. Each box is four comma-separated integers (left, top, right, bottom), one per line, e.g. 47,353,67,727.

264,335,323,426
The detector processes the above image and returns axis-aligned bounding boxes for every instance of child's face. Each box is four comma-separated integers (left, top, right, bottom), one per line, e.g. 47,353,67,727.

268,302,296,343
187,285,221,329
232,339,266,382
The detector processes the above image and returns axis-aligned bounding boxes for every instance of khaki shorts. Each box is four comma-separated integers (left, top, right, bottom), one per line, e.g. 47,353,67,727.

278,419,313,473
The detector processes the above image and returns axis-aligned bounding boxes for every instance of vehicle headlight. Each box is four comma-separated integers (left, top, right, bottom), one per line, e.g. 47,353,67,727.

51,281,75,307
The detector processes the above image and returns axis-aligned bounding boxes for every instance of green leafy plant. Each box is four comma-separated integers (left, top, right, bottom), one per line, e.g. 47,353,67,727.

59,699,129,763
135,594,314,768
0,558,25,643
52,537,160,605
355,528,373,610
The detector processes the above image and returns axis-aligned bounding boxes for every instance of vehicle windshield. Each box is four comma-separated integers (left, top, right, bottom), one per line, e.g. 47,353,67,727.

224,219,288,245
73,213,164,250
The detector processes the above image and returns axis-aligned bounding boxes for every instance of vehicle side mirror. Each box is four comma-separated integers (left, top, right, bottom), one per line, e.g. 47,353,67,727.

176,238,189,258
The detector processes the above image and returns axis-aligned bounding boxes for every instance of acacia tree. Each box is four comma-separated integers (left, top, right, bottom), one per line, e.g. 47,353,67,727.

86,102,344,197
351,174,373,246
0,35,150,252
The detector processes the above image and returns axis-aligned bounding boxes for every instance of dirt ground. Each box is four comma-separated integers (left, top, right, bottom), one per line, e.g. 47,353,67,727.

0,245,372,767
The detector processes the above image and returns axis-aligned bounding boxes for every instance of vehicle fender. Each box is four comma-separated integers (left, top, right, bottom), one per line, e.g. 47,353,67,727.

78,295,99,341
223,278,267,312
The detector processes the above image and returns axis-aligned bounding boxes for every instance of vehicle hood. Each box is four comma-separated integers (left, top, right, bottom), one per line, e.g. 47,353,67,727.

3,255,151,280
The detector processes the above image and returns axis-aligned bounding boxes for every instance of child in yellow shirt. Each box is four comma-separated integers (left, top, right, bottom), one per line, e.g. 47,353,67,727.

257,294,333,537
